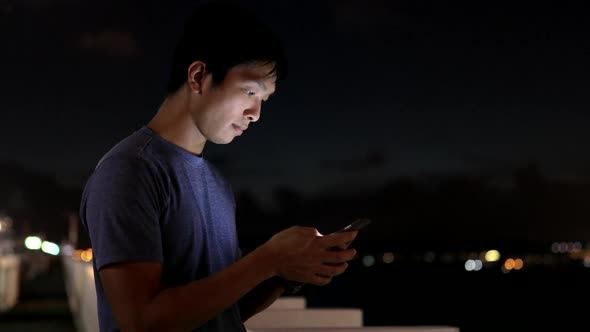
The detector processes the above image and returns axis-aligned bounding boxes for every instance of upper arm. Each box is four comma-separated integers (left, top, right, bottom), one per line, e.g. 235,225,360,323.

99,262,163,331
81,156,166,270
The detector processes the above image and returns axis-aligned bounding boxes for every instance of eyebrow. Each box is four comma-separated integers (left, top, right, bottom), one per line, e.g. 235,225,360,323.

255,80,267,91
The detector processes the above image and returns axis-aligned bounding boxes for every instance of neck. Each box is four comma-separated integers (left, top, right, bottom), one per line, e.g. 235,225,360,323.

147,88,206,156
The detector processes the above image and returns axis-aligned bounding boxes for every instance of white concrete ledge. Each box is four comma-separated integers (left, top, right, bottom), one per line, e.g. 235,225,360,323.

267,296,307,310
249,327,460,332
63,257,99,332
245,308,363,329
0,254,20,312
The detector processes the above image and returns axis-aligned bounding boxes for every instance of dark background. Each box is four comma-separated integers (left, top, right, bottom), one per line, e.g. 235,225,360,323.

1,1,589,331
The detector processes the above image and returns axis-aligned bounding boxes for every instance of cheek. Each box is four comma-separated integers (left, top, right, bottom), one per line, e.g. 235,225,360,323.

223,99,248,118
210,102,241,129
203,93,248,128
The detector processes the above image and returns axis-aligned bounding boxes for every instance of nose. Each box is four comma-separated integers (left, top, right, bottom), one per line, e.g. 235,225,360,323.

245,100,262,122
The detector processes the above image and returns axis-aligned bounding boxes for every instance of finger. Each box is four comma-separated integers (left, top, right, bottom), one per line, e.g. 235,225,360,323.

320,230,358,249
323,248,357,264
330,241,352,251
317,262,348,276
298,226,322,237
309,274,332,286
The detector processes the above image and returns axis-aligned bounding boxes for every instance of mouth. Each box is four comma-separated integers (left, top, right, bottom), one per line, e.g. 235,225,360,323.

232,124,247,136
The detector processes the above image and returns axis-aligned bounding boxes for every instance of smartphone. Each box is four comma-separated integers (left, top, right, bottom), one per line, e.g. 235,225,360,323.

328,218,371,252
333,218,372,234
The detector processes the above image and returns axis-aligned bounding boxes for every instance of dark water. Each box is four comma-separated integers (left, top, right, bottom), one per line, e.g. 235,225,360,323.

2,253,585,332
301,259,587,332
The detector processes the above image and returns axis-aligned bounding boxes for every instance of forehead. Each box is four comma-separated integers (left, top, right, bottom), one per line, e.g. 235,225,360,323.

225,63,277,90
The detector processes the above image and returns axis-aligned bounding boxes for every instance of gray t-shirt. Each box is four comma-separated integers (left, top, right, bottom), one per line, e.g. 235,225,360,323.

79,126,246,332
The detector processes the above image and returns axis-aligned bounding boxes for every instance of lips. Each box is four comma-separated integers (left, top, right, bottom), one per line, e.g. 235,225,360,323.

232,124,247,135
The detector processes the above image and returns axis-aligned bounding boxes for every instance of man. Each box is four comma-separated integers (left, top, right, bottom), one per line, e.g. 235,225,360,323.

79,2,358,332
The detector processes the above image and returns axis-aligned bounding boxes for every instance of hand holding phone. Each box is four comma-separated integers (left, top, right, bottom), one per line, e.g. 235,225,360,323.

332,218,372,234
278,220,371,292
328,218,371,251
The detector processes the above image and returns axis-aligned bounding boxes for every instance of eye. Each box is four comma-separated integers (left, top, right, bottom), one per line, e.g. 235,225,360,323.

244,89,256,96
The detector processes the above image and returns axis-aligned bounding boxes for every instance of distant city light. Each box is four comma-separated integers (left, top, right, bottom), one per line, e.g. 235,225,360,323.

572,242,583,252
464,259,482,271
464,260,474,271
0,215,13,232
504,258,515,270
504,258,523,271
362,255,375,267
474,259,483,270
80,249,93,262
61,243,74,256
551,241,580,254
24,236,42,250
513,258,524,270
424,251,435,263
41,241,60,256
484,249,501,262
382,252,394,264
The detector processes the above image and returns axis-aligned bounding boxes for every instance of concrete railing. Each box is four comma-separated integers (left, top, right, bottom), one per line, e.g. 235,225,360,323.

62,255,459,332
62,256,99,332
244,295,458,332
0,254,20,312
250,328,460,332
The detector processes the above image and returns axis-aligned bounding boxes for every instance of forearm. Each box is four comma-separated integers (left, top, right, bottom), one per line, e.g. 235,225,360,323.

238,276,286,322
140,248,275,332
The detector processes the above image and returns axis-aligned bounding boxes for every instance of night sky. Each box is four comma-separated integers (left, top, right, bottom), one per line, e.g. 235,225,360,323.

1,1,589,241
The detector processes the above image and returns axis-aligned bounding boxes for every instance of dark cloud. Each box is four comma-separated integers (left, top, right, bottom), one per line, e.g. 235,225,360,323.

78,30,142,58
327,0,397,29
320,151,387,172
0,1,13,15
2,0,73,11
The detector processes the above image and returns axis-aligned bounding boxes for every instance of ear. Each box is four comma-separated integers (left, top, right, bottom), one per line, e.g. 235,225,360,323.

187,61,208,94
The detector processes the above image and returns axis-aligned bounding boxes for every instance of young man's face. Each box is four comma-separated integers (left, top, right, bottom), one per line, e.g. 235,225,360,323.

193,62,277,144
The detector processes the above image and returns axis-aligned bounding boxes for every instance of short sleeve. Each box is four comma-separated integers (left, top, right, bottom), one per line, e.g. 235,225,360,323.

80,155,166,271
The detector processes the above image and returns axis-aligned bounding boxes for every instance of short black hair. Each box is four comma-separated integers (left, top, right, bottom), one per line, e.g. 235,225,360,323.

166,1,288,95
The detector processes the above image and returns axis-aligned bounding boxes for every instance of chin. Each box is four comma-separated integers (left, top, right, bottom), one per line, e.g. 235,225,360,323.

210,136,234,145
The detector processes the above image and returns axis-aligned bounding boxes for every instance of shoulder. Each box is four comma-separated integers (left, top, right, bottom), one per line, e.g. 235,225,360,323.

81,130,171,206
